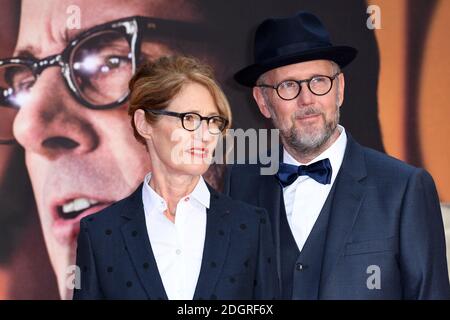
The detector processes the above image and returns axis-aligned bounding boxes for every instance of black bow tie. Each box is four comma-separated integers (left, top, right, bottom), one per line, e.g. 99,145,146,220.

276,158,332,187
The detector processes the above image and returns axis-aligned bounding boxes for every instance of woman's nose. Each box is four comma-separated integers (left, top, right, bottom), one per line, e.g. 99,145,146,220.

193,120,213,142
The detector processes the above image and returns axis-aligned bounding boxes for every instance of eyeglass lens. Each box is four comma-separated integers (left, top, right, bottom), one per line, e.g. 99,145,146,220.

0,30,133,142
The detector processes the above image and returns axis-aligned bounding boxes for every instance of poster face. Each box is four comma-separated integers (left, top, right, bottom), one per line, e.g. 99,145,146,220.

0,0,448,299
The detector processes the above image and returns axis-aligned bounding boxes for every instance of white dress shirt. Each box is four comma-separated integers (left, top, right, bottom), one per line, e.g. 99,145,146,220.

283,125,347,252
141,173,210,300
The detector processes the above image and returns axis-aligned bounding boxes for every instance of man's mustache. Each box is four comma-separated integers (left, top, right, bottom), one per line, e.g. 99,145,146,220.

293,106,323,118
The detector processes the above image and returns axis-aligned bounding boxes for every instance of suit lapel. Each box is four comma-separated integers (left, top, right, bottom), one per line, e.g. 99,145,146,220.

258,173,283,286
193,187,232,299
120,184,168,300
259,142,287,289
319,134,367,289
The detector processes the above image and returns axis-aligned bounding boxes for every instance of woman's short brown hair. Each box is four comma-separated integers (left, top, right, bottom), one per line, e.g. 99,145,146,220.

128,55,232,145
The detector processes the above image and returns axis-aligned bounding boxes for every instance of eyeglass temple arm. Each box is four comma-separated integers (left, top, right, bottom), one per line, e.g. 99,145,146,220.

256,84,277,89
144,109,184,119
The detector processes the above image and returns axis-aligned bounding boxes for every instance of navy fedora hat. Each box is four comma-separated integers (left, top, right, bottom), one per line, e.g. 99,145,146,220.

234,11,358,87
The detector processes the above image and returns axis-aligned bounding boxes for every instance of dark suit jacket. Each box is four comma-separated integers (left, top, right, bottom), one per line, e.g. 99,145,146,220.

225,133,450,299
73,183,278,300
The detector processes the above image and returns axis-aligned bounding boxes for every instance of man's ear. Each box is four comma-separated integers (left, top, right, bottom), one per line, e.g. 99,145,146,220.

337,72,345,107
133,109,152,140
253,87,272,119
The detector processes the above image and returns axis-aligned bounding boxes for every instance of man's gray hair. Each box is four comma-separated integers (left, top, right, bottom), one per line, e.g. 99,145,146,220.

256,72,268,86
330,61,341,75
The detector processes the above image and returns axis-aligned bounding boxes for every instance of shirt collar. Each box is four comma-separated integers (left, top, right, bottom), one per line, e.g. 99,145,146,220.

189,175,211,209
142,172,210,215
283,125,347,180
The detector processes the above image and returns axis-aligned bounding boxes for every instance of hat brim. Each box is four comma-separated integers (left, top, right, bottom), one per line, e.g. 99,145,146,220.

234,46,357,87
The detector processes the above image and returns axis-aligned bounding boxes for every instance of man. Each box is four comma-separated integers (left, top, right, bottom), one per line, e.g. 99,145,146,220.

226,11,450,299
0,0,235,299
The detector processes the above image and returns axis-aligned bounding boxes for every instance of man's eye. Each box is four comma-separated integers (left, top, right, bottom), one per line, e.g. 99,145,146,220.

5,68,35,92
74,53,130,75
311,76,327,84
279,81,297,89
11,73,36,92
105,56,120,69
97,55,130,73
16,78,36,92
105,56,129,69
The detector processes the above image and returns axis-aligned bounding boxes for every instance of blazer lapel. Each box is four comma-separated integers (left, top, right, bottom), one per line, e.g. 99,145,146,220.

259,142,286,290
193,187,232,300
258,173,283,288
120,184,168,300
319,134,368,289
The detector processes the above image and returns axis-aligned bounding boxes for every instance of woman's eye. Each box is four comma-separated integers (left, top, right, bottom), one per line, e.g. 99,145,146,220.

184,114,195,122
211,117,222,125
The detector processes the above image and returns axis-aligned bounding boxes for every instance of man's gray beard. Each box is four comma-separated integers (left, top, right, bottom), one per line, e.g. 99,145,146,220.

272,105,340,158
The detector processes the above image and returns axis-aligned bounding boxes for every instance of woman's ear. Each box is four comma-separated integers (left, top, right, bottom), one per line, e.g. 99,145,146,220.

134,109,153,140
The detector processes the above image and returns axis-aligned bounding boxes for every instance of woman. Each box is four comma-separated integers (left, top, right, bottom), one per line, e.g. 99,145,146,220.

73,56,278,300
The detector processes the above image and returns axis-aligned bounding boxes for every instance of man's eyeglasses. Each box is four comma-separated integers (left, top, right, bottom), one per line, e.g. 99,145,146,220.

257,72,341,101
145,109,228,135
0,16,208,144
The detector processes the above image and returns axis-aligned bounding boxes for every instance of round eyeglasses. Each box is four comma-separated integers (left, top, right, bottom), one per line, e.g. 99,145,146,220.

257,72,341,101
145,109,228,135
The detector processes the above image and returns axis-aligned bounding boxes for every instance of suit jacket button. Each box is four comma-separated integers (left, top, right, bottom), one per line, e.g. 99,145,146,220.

296,263,307,271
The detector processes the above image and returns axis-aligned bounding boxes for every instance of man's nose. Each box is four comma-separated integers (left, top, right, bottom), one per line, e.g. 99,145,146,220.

296,82,315,106
13,69,99,160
